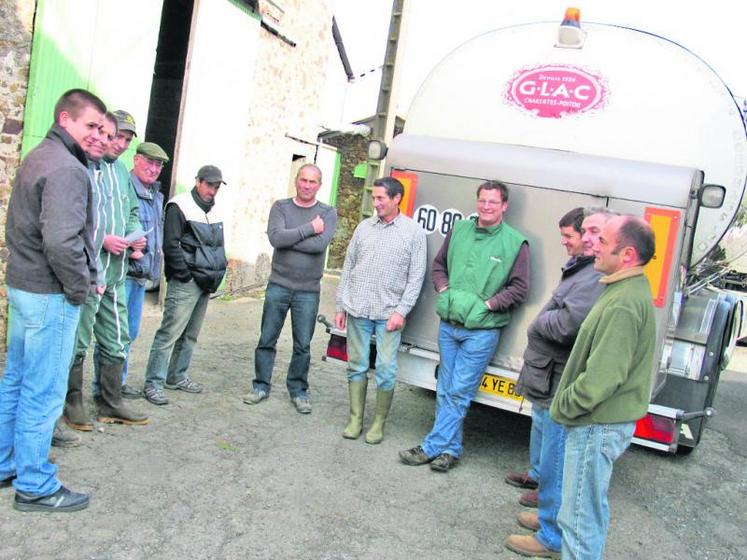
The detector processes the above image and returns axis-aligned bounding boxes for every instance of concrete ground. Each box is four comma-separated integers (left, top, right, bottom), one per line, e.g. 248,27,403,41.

0,276,745,560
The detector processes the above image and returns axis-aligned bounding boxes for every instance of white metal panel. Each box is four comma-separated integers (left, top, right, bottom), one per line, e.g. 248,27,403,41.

405,22,747,263
315,144,339,205
174,0,261,260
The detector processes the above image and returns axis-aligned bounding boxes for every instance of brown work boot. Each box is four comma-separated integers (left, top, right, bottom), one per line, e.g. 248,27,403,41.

520,488,539,508
504,534,560,559
517,510,540,531
63,356,93,431
505,470,538,489
96,362,149,426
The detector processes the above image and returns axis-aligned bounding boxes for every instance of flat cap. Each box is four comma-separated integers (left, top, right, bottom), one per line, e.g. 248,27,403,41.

136,142,169,163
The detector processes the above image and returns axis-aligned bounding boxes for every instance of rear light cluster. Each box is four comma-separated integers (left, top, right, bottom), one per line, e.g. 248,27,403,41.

326,334,348,362
635,413,677,445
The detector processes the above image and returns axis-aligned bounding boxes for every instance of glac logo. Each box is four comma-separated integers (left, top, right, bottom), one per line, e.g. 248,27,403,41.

505,65,608,118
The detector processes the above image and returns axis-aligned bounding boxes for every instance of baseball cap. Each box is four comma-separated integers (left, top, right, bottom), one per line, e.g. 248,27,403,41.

136,142,170,163
112,110,137,136
196,165,226,185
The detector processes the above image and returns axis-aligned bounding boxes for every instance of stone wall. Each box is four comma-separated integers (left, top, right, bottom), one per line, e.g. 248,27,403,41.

0,0,35,350
224,0,335,292
321,133,369,270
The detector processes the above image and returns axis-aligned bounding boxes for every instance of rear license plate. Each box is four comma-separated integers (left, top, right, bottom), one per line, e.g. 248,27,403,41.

479,373,522,401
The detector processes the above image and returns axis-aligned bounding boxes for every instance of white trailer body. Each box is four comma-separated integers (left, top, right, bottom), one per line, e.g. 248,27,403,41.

322,16,747,452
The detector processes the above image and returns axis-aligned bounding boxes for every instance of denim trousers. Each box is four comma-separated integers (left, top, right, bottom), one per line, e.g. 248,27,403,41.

121,277,146,384
558,421,636,560
143,279,209,390
422,321,500,459
345,315,401,391
253,282,320,398
0,287,81,495
533,404,567,553
528,405,543,481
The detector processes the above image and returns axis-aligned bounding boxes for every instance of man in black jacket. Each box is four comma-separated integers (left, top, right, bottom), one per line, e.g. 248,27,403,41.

142,165,228,405
0,89,105,513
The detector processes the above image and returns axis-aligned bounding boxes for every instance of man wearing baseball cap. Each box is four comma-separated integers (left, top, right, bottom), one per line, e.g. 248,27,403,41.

62,109,149,433
142,165,228,405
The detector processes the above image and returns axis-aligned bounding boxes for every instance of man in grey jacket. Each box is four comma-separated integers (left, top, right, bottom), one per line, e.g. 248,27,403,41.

0,89,105,513
504,207,609,558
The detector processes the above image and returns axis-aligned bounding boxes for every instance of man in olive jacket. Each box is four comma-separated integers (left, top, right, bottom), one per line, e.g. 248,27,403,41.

550,215,656,560
504,207,606,558
399,181,530,472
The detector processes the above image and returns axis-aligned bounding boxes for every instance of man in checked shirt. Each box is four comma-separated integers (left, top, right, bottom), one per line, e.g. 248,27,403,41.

399,180,530,472
335,177,427,445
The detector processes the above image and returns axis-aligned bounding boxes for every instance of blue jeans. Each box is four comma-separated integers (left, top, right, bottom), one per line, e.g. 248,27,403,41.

528,406,543,481
345,316,402,391
143,279,209,390
0,287,81,495
122,277,146,384
533,405,566,553
558,422,636,560
253,283,320,398
422,321,500,459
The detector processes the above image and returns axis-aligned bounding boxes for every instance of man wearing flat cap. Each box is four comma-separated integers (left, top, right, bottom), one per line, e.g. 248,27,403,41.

142,165,228,405
62,109,149,434
117,141,170,400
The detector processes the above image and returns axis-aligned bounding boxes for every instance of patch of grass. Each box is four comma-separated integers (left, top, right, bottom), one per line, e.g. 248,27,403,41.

217,440,240,452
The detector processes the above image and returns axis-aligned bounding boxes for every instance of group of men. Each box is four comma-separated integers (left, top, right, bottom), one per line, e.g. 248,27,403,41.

259,174,651,559
247,171,656,559
0,87,656,556
0,89,228,513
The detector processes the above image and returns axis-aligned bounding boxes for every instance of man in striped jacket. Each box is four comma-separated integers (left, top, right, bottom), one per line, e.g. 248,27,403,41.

62,110,149,433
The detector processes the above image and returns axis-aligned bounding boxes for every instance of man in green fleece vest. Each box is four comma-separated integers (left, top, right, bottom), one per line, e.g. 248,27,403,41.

550,215,656,560
399,181,530,472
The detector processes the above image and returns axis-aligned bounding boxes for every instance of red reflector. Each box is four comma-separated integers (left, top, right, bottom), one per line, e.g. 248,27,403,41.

634,414,676,444
326,334,348,362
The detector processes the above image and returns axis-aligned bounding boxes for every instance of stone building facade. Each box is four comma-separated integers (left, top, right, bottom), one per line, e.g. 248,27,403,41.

0,0,340,347
0,0,35,349
320,132,369,270
224,0,334,291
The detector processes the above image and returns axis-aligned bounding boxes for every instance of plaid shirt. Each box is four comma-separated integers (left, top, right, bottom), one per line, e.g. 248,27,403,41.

336,213,427,320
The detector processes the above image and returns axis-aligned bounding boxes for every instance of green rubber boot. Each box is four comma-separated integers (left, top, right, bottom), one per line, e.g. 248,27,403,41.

365,389,394,445
342,381,368,439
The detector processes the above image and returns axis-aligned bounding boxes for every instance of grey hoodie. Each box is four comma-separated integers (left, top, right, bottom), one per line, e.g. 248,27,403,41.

5,124,96,305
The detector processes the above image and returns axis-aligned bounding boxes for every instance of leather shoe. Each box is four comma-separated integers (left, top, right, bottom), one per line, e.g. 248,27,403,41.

430,453,459,472
14,485,90,513
0,475,16,489
517,510,540,531
52,418,81,448
520,488,538,508
505,470,539,489
399,445,432,466
504,534,560,558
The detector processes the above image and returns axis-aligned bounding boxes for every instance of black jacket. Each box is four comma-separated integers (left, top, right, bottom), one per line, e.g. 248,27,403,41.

163,188,227,293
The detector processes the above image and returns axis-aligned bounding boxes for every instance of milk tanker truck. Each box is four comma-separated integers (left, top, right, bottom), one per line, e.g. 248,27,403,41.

321,9,747,453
